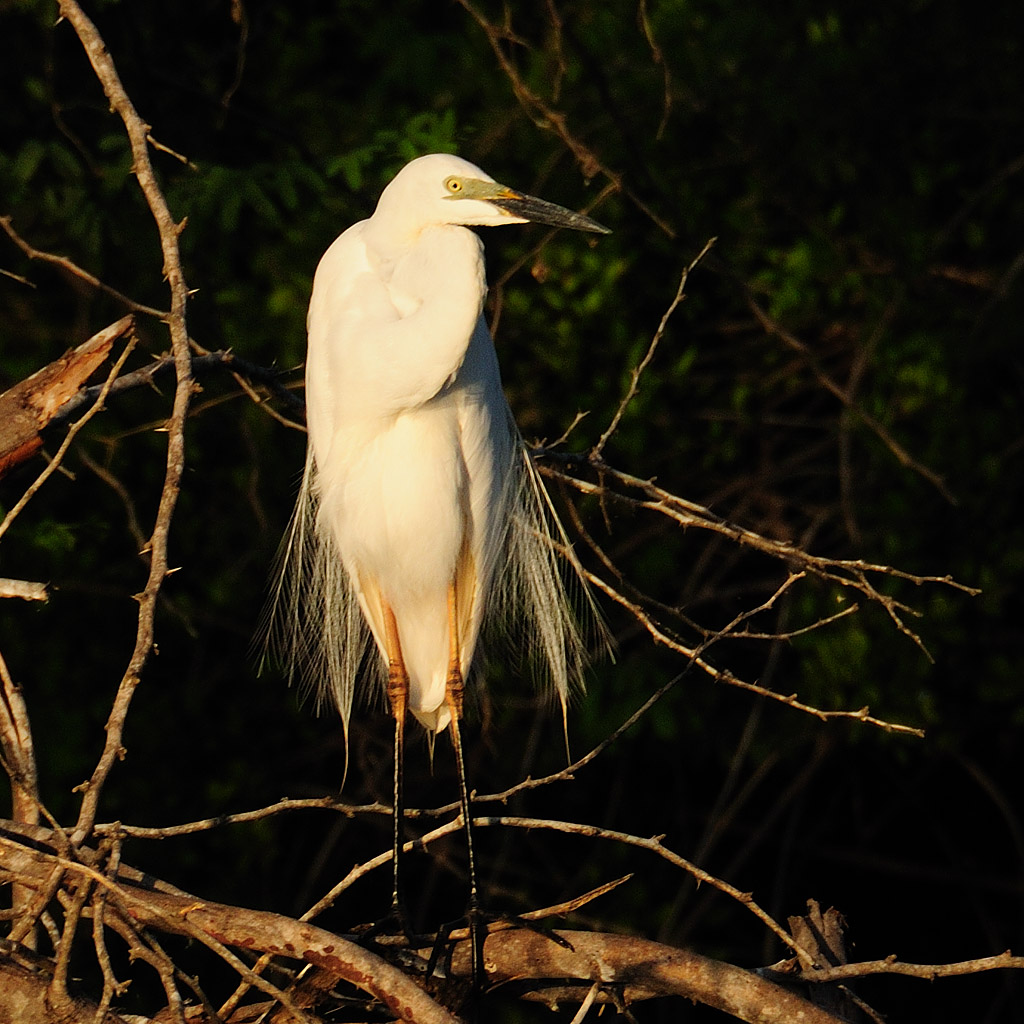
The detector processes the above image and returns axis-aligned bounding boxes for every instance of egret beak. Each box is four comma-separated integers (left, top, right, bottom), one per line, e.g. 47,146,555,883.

488,187,611,235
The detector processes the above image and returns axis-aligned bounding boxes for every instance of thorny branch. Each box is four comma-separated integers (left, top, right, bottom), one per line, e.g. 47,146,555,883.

540,453,976,653
52,0,196,842
101,793,814,973
52,347,305,425
0,214,168,319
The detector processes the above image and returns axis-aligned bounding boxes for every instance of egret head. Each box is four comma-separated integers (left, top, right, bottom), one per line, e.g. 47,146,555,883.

373,153,610,237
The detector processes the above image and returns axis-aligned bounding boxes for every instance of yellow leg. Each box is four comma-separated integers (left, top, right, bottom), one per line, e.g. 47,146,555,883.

381,598,408,919
446,578,464,719
382,599,408,722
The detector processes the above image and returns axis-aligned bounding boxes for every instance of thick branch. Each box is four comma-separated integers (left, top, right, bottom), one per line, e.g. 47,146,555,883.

436,929,847,1024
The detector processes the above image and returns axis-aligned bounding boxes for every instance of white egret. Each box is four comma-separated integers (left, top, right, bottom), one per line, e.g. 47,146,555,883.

267,153,609,933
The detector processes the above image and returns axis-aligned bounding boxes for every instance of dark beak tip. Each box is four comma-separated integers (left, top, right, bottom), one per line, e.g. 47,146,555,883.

490,194,611,236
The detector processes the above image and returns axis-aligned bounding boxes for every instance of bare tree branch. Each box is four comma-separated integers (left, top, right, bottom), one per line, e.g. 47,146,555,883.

0,819,867,1024
788,951,1024,983
53,0,197,842
0,215,169,319
541,453,977,656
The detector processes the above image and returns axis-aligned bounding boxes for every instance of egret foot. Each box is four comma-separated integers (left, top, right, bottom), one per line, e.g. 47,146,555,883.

424,903,487,1015
421,907,572,1017
353,900,413,942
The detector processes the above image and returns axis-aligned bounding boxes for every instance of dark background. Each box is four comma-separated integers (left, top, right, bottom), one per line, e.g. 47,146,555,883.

1,1,1021,1020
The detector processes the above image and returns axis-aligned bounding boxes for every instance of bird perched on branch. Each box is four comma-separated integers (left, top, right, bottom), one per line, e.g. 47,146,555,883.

266,152,609,929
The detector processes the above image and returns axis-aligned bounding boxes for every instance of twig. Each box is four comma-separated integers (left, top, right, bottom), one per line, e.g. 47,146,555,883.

593,238,715,458
536,495,921,736
145,132,196,169
455,0,676,235
7,857,68,946
0,650,40,822
95,795,374,840
54,349,306,425
568,981,601,1024
186,337,306,425
108,909,190,1024
0,214,169,319
78,451,148,555
48,876,92,1011
220,0,250,114
300,810,814,966
104,909,221,1024
91,837,129,1022
541,454,978,658
637,0,673,138
91,888,130,1024
478,815,817,966
300,816,464,921
217,950,272,1021
416,874,637,944
743,289,958,505
784,950,1024,982
522,873,634,921
582,567,921,734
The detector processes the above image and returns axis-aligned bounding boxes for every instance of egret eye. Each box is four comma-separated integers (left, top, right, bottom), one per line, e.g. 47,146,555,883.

444,176,463,194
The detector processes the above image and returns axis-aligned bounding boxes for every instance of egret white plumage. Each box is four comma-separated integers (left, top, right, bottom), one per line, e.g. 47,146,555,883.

267,153,608,927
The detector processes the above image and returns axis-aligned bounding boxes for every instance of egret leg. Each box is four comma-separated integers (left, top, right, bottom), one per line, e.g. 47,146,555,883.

382,599,408,921
444,579,484,1000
